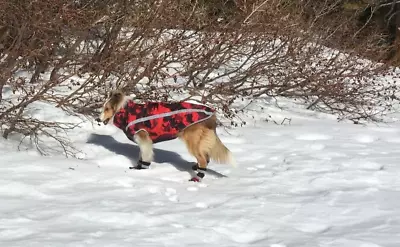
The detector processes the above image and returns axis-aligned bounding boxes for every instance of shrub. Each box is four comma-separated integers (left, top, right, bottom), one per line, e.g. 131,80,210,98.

0,0,398,155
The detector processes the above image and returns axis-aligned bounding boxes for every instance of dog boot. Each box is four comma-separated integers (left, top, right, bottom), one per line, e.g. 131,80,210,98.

189,164,206,182
129,160,151,170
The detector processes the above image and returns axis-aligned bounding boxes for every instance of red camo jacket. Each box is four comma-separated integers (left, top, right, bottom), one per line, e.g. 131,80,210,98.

113,100,215,143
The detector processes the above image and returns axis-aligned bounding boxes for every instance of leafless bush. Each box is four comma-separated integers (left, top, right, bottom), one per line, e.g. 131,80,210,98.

0,0,105,153
0,0,399,155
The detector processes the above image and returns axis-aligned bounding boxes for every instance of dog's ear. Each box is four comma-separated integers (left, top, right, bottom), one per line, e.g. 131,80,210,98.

108,90,124,109
111,91,123,99
106,90,123,98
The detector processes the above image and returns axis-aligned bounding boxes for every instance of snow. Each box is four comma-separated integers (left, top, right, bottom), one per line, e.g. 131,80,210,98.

1,96,400,247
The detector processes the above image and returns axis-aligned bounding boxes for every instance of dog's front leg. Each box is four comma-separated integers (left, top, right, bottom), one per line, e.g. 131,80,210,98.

129,130,154,170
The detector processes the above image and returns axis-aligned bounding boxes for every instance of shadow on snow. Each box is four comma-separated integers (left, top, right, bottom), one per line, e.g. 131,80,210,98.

87,133,226,178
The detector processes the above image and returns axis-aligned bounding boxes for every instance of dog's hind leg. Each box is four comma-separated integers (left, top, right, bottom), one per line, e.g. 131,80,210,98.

190,129,215,182
130,130,154,170
190,154,209,182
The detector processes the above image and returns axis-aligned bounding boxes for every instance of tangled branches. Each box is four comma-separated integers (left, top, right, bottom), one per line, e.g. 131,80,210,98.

0,0,398,155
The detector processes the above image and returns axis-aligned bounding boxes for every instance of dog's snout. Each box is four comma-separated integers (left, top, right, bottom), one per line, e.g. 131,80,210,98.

95,117,101,122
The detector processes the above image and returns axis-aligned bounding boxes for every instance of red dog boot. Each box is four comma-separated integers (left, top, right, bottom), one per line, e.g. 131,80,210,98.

189,165,206,182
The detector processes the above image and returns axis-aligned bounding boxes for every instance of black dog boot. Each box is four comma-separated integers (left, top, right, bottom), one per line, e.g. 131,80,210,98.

129,160,151,170
189,164,207,182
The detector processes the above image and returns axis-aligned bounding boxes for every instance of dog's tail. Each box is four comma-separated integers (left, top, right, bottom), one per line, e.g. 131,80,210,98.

209,132,236,167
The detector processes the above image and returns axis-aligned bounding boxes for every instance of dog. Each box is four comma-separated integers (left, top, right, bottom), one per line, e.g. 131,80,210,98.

96,90,235,182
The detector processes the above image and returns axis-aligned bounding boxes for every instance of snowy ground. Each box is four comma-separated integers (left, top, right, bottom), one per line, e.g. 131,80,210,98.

1,98,400,247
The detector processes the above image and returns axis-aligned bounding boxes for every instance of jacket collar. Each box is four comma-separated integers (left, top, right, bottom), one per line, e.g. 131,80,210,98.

113,100,132,130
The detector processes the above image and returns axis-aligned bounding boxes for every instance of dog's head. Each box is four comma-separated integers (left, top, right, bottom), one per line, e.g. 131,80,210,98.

96,90,125,125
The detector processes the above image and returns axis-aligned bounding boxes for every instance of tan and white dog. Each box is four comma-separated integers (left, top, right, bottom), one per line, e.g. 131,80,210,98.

96,90,235,181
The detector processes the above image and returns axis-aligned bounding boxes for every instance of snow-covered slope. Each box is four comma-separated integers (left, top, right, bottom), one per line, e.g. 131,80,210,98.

1,97,400,247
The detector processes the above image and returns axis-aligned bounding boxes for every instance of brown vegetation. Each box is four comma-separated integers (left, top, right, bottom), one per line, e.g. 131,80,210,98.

0,0,399,155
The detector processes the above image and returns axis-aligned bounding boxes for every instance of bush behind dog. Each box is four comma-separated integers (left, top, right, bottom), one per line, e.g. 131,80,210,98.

0,0,398,155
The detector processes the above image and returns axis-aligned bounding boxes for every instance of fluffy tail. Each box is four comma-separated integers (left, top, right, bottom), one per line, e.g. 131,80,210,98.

209,133,236,167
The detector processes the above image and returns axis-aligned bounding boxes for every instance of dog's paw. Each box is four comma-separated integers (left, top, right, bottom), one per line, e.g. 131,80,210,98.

189,177,202,182
129,165,147,170
129,161,151,170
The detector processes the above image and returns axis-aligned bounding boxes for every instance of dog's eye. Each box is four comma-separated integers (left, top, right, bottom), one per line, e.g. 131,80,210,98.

105,107,109,111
